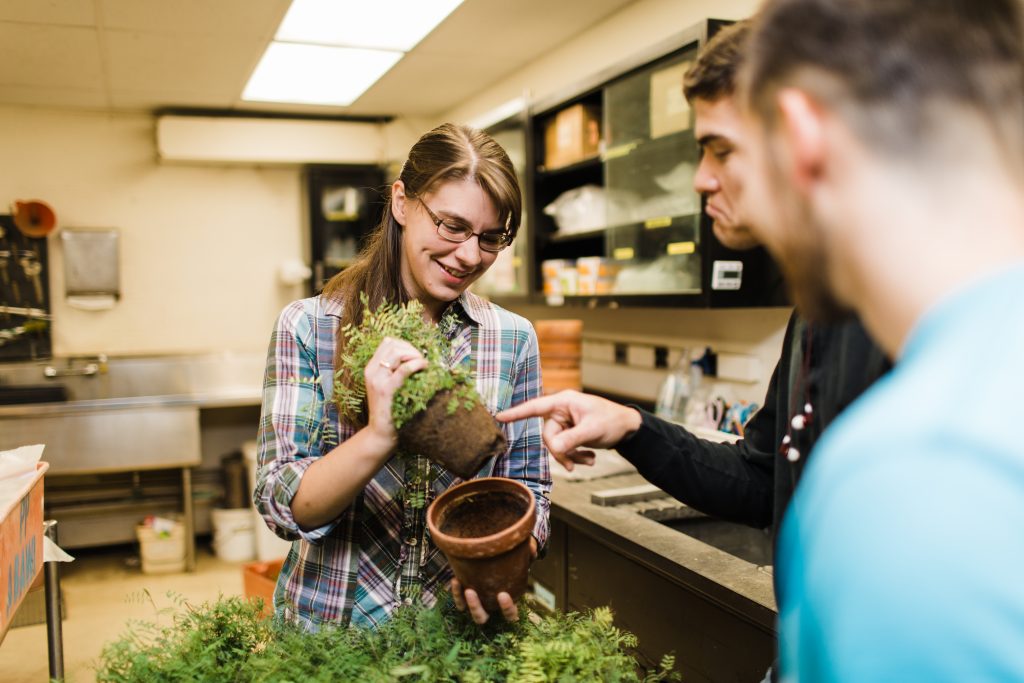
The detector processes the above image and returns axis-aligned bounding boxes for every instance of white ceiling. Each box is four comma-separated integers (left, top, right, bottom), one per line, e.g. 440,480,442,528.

0,0,637,118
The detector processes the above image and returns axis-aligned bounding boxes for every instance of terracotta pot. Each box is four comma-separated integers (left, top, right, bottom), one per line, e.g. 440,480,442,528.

397,389,506,479
427,477,536,613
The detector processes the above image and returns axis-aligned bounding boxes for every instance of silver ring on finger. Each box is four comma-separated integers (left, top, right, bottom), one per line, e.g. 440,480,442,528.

379,359,394,370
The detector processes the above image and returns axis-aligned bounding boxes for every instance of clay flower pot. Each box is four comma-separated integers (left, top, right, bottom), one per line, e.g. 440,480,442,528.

398,389,507,479
427,477,536,613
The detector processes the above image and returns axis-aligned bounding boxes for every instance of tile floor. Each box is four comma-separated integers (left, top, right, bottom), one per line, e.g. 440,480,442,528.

0,542,247,683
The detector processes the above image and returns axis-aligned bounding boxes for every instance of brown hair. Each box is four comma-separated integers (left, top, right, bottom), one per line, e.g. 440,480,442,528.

683,21,751,103
742,0,1024,163
322,122,521,401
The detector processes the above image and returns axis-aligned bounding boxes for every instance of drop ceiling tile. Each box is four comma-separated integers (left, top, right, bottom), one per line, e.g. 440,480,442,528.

100,0,289,37
0,0,96,26
0,23,102,88
103,29,266,95
351,52,520,117
109,88,234,110
0,84,107,109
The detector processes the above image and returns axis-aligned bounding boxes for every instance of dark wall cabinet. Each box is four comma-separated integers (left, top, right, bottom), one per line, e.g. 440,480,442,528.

476,19,787,309
306,165,386,293
530,516,775,682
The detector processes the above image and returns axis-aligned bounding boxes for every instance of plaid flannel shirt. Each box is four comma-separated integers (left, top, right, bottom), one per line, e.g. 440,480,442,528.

254,291,550,631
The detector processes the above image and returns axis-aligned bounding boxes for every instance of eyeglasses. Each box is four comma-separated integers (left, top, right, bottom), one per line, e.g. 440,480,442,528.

418,199,511,253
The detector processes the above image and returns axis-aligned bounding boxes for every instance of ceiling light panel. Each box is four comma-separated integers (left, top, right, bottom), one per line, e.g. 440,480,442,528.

242,42,403,106
276,0,464,51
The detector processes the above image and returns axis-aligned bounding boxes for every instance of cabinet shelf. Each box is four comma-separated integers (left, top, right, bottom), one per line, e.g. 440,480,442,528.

525,18,785,308
547,213,700,243
537,154,602,177
603,129,694,162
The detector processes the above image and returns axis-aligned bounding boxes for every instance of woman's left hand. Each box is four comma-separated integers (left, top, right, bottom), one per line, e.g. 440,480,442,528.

450,536,538,624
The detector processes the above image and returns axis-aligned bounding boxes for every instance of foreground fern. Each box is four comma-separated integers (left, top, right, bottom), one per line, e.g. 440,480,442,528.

96,595,679,682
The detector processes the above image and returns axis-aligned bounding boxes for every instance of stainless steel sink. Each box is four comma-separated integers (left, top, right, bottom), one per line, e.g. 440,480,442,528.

657,515,773,567
0,383,68,404
0,353,263,474
589,481,773,567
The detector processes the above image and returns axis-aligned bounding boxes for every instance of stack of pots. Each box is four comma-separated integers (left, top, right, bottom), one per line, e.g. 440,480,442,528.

535,319,583,394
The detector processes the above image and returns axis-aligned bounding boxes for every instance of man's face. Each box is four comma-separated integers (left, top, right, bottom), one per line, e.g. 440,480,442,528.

693,95,760,251
742,102,850,321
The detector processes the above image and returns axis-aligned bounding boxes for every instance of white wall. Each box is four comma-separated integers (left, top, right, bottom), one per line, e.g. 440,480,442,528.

1,106,306,357
443,0,761,126
2,0,780,373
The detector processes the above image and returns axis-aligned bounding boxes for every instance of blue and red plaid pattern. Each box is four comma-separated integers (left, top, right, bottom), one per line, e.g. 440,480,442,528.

254,291,550,631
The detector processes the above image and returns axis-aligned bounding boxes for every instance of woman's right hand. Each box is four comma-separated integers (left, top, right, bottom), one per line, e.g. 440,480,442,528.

364,336,429,445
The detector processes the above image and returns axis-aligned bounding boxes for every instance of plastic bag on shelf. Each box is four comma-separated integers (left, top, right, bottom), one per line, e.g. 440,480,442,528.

544,186,643,234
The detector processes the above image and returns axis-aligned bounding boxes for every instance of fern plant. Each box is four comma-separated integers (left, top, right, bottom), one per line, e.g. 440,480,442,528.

96,594,680,683
334,294,478,430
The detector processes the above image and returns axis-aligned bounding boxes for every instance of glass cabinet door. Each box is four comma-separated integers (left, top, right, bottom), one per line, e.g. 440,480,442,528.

601,48,702,296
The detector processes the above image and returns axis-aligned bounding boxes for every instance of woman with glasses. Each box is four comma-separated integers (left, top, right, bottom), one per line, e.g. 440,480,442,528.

254,123,550,631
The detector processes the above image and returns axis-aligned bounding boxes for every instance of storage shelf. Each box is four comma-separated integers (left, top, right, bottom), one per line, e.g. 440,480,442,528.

547,212,700,243
536,154,602,177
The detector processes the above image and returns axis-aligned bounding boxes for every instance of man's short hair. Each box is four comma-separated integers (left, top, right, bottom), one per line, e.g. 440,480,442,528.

742,0,1024,163
683,21,751,103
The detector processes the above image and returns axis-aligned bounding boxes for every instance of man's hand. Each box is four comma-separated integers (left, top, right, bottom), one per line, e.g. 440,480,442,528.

496,390,642,471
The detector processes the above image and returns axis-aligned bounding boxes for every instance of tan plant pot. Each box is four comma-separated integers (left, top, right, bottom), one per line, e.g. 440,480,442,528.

397,389,507,479
427,477,536,613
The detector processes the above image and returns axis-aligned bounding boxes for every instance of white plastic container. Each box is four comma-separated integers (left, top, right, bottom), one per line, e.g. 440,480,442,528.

136,519,186,574
243,440,292,561
211,507,256,562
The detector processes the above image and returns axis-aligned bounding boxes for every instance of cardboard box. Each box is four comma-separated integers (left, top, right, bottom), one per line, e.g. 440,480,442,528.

650,61,692,139
543,104,602,170
1,461,48,640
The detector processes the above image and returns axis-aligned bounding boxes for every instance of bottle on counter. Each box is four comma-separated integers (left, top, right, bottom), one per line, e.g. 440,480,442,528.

655,353,696,424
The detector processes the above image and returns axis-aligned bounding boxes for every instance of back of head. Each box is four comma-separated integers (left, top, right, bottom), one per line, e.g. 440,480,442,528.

743,0,1024,174
683,20,751,103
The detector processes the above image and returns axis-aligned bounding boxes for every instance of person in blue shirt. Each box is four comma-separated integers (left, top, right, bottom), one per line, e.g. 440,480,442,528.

738,0,1024,679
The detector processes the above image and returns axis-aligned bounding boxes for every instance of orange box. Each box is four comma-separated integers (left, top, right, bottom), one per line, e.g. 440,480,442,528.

543,104,601,170
243,558,283,617
0,461,49,641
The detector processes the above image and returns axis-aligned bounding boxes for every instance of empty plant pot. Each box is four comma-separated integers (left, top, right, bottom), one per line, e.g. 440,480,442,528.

427,477,536,613
398,389,507,479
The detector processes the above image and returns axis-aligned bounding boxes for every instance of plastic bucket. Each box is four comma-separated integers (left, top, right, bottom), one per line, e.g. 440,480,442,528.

211,507,256,562
136,519,186,574
243,440,292,561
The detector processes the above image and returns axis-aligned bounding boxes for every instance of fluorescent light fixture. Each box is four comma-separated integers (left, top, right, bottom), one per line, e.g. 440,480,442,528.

243,42,402,106
277,0,465,52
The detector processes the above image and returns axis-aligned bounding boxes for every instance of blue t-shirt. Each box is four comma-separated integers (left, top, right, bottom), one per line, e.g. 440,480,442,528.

777,264,1024,682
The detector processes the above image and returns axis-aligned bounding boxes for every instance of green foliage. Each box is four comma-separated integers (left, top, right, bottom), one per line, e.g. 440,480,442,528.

96,595,680,683
335,295,479,430
96,593,272,683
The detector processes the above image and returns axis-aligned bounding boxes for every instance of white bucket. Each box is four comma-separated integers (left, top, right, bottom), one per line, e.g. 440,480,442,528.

243,440,293,561
136,519,186,574
211,507,256,562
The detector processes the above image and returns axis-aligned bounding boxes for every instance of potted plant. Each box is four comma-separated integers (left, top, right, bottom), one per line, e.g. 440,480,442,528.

335,295,506,479
427,477,536,612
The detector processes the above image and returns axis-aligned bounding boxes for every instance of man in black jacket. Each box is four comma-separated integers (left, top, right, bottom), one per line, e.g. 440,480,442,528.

497,20,889,550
